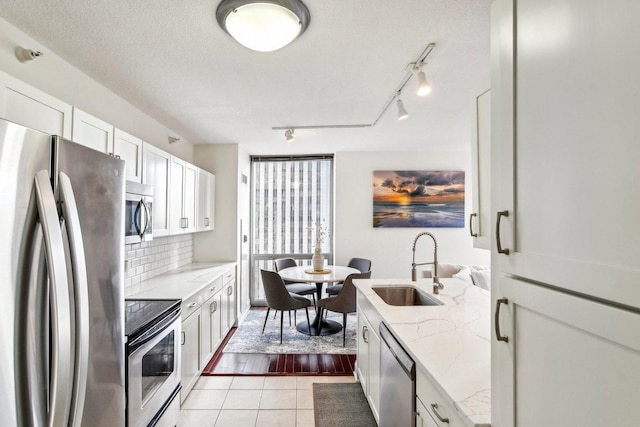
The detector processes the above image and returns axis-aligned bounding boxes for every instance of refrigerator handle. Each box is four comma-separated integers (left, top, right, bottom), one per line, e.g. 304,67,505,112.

58,172,90,426
34,170,73,427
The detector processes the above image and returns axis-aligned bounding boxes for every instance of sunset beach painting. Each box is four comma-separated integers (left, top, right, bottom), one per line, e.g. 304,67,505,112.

373,170,465,228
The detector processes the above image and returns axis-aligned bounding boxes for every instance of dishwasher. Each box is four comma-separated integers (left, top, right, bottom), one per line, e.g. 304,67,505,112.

379,322,416,427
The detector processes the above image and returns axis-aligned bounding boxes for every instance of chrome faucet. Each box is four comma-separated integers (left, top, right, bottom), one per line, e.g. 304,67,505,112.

411,232,444,294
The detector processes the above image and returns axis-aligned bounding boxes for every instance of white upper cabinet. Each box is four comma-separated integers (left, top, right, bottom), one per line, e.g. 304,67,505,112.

491,0,640,308
113,129,143,183
169,156,198,234
0,70,72,138
470,85,491,250
72,108,114,153
197,168,215,232
142,142,171,237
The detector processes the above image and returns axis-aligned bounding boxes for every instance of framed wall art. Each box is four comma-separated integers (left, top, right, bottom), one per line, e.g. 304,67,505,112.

373,170,465,228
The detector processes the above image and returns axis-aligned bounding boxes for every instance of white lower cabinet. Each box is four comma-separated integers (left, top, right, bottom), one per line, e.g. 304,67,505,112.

415,396,438,427
416,367,465,426
356,294,381,423
180,309,201,403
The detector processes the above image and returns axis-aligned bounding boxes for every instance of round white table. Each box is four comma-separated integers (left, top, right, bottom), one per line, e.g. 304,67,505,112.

278,265,359,336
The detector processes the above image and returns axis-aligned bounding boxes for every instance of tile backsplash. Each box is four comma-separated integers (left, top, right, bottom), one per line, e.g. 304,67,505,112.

124,234,193,292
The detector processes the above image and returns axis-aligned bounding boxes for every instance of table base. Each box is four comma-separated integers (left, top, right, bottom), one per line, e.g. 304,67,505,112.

296,319,342,336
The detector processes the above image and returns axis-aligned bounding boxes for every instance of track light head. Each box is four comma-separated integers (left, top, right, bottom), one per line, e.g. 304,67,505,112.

396,97,408,120
285,128,295,142
416,70,431,96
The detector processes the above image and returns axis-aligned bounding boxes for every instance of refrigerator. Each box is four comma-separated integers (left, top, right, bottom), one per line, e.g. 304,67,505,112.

0,117,126,426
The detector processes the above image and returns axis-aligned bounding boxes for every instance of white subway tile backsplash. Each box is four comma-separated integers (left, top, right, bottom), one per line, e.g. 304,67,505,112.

124,235,193,292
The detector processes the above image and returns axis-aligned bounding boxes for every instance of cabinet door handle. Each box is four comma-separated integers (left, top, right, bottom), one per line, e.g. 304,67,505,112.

496,210,510,255
469,212,478,237
227,286,232,296
362,325,369,343
430,403,449,423
205,217,210,226
212,301,217,313
495,297,509,343
181,331,185,345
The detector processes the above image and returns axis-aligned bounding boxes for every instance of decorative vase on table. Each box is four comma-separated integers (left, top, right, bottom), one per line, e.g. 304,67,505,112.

312,247,324,272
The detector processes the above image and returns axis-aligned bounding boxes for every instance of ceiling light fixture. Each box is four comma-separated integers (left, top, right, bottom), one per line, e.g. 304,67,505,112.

216,0,311,52
284,128,295,142
396,92,409,120
414,64,432,96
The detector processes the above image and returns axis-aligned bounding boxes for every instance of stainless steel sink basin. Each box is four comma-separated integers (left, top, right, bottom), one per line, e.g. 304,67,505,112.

372,286,444,306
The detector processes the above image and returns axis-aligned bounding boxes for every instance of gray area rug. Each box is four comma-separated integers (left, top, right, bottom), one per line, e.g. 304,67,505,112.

313,383,377,427
224,308,356,354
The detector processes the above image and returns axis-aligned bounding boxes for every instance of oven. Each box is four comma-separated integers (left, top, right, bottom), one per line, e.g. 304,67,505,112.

125,300,181,427
125,181,153,244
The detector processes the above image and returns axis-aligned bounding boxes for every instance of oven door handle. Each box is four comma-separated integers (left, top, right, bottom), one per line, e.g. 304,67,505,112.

128,309,181,353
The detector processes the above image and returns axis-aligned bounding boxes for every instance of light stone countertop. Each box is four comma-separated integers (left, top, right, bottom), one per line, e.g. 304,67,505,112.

353,277,491,427
125,262,237,300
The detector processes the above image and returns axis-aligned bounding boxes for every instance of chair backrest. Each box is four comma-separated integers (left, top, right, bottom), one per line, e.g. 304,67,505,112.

274,258,297,272
348,257,372,274
329,271,372,314
261,269,306,311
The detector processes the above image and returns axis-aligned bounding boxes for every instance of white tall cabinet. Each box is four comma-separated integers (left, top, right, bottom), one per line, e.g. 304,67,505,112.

197,168,215,232
470,86,491,249
169,156,198,234
491,0,640,425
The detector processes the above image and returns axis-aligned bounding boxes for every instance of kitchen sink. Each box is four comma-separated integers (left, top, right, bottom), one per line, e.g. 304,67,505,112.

372,286,444,306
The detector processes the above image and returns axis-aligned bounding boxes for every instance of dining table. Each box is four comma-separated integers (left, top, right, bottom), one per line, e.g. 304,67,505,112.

278,264,359,336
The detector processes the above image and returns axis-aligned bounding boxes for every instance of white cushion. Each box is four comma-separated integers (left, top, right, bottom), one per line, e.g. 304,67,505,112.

452,266,474,286
470,270,491,291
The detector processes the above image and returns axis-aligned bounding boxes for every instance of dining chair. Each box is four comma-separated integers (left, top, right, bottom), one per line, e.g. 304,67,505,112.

261,270,312,344
317,271,371,346
274,258,317,306
326,257,372,296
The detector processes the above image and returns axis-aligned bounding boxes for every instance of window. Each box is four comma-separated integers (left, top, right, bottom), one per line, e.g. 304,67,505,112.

250,155,333,303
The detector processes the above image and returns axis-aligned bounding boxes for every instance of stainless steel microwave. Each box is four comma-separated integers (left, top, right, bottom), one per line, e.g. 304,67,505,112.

125,181,153,244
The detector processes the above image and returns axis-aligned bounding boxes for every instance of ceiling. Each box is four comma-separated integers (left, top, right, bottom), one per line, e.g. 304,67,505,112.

0,0,492,155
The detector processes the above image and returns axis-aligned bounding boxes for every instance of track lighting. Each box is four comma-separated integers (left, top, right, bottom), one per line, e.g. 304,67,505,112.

284,128,295,142
415,64,432,96
396,92,408,120
15,47,43,63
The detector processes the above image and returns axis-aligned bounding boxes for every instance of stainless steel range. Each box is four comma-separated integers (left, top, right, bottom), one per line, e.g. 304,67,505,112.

125,299,181,427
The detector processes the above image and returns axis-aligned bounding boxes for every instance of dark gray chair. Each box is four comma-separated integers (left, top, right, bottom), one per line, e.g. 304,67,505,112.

274,258,317,306
317,271,371,346
326,257,372,296
261,269,312,344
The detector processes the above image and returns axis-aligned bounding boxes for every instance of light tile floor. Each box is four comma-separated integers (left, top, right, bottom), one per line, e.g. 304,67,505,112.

178,375,357,427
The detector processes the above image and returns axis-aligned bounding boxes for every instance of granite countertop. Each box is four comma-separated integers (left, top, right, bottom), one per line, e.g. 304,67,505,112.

125,262,237,300
354,278,491,427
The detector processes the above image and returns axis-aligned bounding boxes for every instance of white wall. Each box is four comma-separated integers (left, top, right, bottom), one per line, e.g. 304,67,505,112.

334,151,490,279
0,16,193,161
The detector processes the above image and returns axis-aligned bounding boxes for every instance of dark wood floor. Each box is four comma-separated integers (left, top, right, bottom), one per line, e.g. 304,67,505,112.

202,326,357,376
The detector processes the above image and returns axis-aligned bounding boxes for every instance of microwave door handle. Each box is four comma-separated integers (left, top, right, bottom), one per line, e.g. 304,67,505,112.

34,170,73,427
58,172,89,426
140,199,149,238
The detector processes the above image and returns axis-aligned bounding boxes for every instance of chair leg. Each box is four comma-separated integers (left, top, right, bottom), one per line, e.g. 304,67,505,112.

343,313,347,347
262,308,270,334
289,310,292,326
294,309,297,325
280,310,284,344
305,307,312,336
312,294,316,307
273,309,277,319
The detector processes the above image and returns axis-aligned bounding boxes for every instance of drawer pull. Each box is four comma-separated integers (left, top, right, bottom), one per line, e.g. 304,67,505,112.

187,302,198,308
430,403,449,423
495,297,509,342
209,286,216,292
496,210,510,255
469,212,478,237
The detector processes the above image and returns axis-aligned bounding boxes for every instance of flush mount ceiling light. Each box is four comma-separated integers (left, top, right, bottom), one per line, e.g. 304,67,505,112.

284,128,295,142
216,0,311,52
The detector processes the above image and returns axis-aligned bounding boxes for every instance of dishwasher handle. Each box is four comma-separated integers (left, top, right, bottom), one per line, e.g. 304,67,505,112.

380,322,415,379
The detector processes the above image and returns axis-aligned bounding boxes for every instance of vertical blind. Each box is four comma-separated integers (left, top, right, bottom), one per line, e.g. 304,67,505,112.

250,155,333,302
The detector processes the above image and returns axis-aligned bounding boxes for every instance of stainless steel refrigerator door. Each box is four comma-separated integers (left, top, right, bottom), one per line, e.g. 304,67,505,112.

54,137,126,427
0,119,65,427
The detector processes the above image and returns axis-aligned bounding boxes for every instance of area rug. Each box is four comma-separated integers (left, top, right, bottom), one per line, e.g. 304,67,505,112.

313,383,377,427
223,308,356,354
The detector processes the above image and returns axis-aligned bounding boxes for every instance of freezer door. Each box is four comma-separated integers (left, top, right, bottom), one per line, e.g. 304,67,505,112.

54,136,126,427
0,119,54,427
